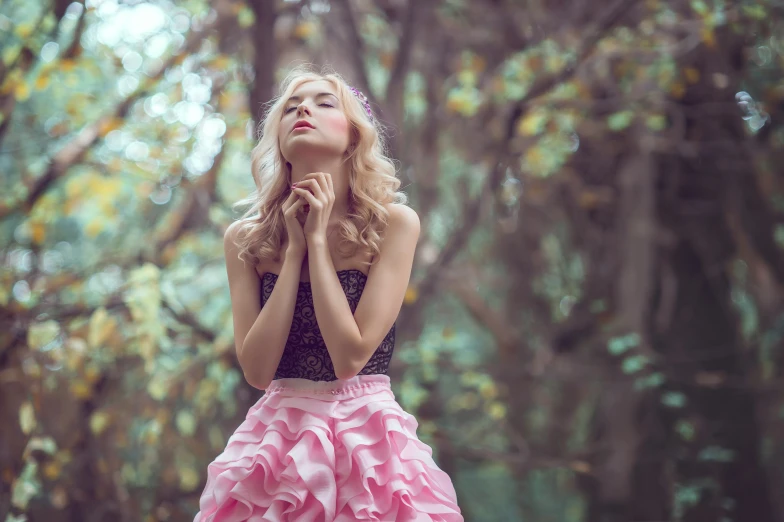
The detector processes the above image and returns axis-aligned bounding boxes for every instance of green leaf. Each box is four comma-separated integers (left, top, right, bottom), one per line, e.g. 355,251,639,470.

607,110,634,131
622,354,649,374
646,114,667,131
690,0,709,16
675,420,695,440
11,460,41,509
25,436,57,456
698,445,735,462
27,320,60,351
741,5,766,20
19,401,36,435
176,410,197,436
237,6,255,28
662,391,687,408
634,372,665,390
607,333,640,355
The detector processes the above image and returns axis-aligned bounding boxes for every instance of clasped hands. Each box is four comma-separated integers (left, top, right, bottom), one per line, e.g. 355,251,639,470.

290,171,335,246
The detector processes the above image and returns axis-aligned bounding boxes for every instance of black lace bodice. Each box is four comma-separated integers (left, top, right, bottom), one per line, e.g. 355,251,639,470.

260,268,396,382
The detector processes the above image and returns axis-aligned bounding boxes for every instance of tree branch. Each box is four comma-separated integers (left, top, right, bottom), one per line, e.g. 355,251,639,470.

0,16,219,219
333,0,373,98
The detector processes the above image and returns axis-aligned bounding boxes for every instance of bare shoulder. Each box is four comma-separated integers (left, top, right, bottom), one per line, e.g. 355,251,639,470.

223,220,243,246
223,220,252,271
385,203,420,237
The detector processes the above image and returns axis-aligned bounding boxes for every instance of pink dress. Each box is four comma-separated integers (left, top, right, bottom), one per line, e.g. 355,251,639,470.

194,270,463,521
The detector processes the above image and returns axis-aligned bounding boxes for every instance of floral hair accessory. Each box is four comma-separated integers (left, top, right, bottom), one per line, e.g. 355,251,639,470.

349,86,373,121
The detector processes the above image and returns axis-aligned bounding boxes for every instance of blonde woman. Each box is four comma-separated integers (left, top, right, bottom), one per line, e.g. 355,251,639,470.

194,66,463,521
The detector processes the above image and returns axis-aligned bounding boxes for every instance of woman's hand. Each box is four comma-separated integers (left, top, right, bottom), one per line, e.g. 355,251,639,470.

291,172,335,245
281,190,308,258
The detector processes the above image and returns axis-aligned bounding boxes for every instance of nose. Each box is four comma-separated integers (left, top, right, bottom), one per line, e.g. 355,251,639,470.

296,103,311,116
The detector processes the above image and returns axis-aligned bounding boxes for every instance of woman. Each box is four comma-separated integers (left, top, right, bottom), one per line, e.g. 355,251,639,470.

194,65,463,521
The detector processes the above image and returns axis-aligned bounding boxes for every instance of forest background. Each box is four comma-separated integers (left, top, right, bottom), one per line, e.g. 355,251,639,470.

1,0,783,521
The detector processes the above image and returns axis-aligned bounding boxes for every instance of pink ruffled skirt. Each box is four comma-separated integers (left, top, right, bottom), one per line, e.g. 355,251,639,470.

194,374,463,521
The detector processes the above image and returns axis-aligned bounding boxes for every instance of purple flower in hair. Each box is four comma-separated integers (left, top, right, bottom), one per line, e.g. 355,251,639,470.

349,86,373,121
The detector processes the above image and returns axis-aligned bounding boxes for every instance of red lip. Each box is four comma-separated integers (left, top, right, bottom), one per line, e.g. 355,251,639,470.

293,120,315,131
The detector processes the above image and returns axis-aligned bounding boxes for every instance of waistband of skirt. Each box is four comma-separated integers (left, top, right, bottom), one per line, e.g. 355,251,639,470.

265,374,391,397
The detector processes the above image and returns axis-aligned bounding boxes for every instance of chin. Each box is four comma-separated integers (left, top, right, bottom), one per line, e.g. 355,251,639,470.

282,140,346,160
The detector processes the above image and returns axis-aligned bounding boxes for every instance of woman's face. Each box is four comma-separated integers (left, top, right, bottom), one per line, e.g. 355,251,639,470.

278,79,351,164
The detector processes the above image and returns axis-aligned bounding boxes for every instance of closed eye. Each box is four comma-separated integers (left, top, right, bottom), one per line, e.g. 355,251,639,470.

284,107,296,114
319,103,334,108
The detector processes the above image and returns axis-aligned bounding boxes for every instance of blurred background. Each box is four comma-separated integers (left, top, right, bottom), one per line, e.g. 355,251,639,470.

1,0,783,521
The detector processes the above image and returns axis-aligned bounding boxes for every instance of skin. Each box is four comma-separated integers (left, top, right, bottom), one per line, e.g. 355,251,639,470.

224,79,421,389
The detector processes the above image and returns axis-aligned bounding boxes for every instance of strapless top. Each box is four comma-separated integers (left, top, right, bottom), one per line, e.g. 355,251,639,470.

260,268,396,381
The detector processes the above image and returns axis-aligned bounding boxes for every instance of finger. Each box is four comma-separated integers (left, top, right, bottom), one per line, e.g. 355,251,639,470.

323,172,334,197
281,189,299,210
284,196,306,216
314,172,329,198
292,187,321,208
295,178,324,202
299,173,326,194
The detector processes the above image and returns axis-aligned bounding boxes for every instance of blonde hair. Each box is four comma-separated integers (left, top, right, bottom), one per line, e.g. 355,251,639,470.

232,65,407,266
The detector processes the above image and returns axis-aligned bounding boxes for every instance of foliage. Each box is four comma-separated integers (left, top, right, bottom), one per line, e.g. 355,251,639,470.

1,0,783,520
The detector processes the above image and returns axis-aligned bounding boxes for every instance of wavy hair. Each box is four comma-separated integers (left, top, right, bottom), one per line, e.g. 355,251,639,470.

232,65,407,266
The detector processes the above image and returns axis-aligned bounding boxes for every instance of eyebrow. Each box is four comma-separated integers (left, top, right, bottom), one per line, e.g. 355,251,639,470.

285,92,338,104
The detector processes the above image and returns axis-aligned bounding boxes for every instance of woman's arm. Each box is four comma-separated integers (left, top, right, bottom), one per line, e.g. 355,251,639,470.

307,204,420,379
224,221,304,390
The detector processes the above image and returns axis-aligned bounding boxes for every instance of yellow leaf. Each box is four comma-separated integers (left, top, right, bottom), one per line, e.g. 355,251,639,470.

88,175,123,198
403,286,418,305
545,53,566,73
670,81,686,99
97,117,123,137
88,307,116,348
15,23,34,39
2,44,22,67
701,27,716,48
19,401,36,435
479,381,498,400
60,59,76,72
35,75,50,90
90,412,110,435
70,380,92,400
176,410,197,436
179,466,199,491
294,21,316,40
85,218,104,237
525,146,544,171
27,320,59,350
147,377,168,401
684,67,700,84
488,402,506,420
84,363,101,384
30,222,46,245
63,198,80,215
0,77,16,95
517,109,548,136
43,461,61,480
14,82,31,102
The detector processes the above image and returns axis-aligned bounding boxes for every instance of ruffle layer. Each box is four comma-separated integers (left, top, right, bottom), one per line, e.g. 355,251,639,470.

194,381,462,521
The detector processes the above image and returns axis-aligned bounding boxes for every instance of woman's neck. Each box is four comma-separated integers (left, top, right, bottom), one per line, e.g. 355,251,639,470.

289,156,351,223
